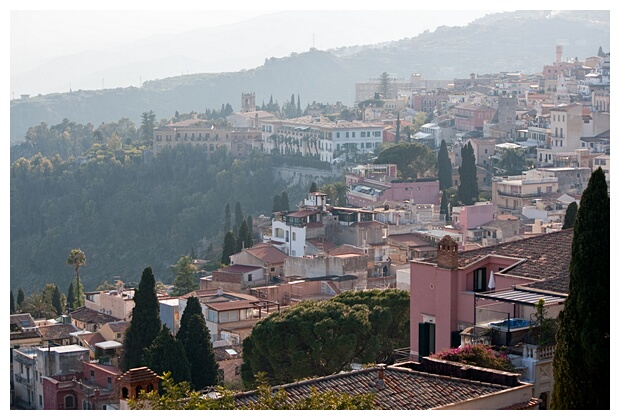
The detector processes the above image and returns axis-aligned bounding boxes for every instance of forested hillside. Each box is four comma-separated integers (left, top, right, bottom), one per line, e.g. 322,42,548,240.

10,10,610,143
9,140,317,295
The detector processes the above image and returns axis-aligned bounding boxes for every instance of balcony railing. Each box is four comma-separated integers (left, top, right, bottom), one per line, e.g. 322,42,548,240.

496,189,543,198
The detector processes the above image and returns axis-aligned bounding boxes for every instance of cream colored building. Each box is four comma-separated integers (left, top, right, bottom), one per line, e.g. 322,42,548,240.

492,171,559,215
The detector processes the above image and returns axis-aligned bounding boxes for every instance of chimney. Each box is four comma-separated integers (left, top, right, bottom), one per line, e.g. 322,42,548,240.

436,235,459,270
377,363,386,380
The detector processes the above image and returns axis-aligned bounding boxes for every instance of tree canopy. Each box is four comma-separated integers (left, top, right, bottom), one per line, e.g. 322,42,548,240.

143,325,192,385
241,289,410,388
171,255,198,296
551,167,609,409
373,142,436,180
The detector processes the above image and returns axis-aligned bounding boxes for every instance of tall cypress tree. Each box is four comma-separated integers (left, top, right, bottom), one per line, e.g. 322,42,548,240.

395,113,401,143
562,201,578,229
440,190,450,222
51,285,63,315
221,231,237,265
457,142,479,205
122,267,161,371
177,296,203,345
17,288,25,308
10,290,15,314
143,325,191,385
182,314,219,390
66,283,74,312
309,181,318,193
236,220,252,253
551,168,609,409
437,140,452,190
224,203,231,233
280,191,290,212
234,201,244,236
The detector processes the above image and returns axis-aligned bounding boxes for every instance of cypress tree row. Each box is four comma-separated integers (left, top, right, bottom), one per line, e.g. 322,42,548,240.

551,168,609,409
122,266,161,371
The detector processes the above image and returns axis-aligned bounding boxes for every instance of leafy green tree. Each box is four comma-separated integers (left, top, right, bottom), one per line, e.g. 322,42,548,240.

181,314,219,390
378,71,391,99
128,371,375,410
437,140,452,190
96,280,116,291
122,267,162,371
22,293,57,319
221,231,237,265
17,288,25,308
497,148,525,175
551,168,609,409
172,255,198,296
10,290,16,314
562,201,578,229
143,325,191,385
457,142,479,205
66,283,74,312
241,299,372,388
374,142,436,180
66,249,86,308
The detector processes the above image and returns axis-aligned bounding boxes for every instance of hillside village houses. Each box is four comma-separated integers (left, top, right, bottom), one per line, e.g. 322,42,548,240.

10,45,610,410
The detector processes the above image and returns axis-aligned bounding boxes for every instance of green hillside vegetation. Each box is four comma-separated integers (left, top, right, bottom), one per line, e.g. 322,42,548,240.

10,132,322,294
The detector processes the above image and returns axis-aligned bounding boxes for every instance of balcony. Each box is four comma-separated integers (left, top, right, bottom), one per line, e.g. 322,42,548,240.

496,189,543,198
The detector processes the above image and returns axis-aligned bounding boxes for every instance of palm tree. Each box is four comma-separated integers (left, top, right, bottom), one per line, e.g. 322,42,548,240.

67,249,86,308
22,293,57,319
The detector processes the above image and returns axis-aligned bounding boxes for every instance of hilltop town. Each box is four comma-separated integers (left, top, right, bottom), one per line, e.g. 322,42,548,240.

10,45,610,410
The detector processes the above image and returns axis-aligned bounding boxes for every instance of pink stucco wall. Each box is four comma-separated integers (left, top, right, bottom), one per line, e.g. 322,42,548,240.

410,255,535,358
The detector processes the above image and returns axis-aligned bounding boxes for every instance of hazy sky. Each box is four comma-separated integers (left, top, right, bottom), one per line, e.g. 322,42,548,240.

9,5,503,87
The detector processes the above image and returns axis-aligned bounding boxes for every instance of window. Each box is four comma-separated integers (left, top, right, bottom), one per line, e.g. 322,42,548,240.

473,267,487,292
346,132,349,138
352,132,355,138
292,232,296,241
207,309,218,322
248,274,253,282
65,395,75,409
336,132,340,138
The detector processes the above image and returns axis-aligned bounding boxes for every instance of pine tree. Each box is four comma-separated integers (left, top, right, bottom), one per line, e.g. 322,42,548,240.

437,140,452,190
562,202,578,229
221,231,237,265
181,314,219,390
10,290,15,314
457,142,479,205
122,267,161,371
172,256,198,296
17,288,25,308
143,325,191,385
551,168,609,409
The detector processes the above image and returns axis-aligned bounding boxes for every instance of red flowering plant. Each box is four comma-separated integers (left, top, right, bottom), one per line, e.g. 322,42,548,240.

430,344,516,372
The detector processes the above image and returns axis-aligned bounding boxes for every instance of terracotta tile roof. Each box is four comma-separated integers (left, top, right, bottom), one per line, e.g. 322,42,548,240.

69,307,121,325
423,229,573,294
213,345,243,361
388,233,431,247
38,323,79,341
233,364,515,410
328,244,366,256
243,243,288,264
306,237,338,253
106,321,129,333
10,313,36,329
216,264,262,274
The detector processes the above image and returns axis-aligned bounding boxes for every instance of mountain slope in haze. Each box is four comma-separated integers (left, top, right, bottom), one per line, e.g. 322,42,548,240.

10,10,610,145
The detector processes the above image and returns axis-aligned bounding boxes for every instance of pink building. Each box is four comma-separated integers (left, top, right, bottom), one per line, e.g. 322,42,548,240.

347,175,440,208
409,229,571,359
451,202,495,245
454,103,496,132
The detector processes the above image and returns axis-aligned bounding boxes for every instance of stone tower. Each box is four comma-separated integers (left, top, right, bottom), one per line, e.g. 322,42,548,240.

555,45,563,64
242,92,256,113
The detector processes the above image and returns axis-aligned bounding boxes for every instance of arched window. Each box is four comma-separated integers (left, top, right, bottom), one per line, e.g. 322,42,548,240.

122,387,129,399
65,394,75,409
